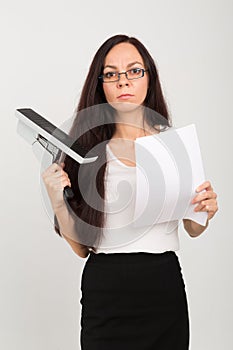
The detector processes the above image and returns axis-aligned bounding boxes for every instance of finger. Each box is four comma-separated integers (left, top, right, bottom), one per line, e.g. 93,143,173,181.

200,198,217,207
196,180,213,193
206,202,218,213
195,203,218,215
43,162,63,175
206,204,218,213
54,170,70,179
206,206,217,221
43,170,63,182
192,191,217,204
45,168,70,181
47,177,71,191
43,172,71,188
195,205,211,213
194,203,206,212
51,174,71,186
61,179,71,188
60,174,71,183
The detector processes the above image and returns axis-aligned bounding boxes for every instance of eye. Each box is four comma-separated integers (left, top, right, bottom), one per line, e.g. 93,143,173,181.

129,68,142,75
104,71,117,79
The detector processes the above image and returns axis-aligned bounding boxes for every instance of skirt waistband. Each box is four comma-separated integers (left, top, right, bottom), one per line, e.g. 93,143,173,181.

87,250,177,264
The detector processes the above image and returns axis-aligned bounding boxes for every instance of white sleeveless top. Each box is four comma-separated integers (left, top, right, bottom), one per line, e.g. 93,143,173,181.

93,144,180,254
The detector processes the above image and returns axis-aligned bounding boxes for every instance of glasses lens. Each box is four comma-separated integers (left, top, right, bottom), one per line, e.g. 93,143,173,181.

127,68,143,80
102,72,118,82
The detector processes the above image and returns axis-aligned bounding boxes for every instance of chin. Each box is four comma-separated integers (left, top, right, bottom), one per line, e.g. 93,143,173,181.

109,101,142,114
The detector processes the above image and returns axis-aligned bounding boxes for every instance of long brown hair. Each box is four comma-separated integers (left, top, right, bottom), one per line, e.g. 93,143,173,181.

55,34,172,249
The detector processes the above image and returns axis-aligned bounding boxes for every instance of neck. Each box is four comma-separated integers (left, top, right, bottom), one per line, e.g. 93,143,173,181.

113,123,146,140
113,107,148,140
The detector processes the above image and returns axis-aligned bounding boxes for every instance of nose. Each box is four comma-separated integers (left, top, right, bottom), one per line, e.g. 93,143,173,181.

117,72,130,88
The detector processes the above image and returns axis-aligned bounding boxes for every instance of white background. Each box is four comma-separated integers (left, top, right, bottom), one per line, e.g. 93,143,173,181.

1,0,232,349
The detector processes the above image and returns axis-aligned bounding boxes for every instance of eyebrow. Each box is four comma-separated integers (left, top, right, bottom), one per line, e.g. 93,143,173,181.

103,61,144,70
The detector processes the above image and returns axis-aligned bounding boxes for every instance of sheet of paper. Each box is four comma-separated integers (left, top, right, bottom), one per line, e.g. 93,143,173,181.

133,124,208,227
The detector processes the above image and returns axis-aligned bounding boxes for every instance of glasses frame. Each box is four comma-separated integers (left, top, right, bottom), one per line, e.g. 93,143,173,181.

98,68,148,83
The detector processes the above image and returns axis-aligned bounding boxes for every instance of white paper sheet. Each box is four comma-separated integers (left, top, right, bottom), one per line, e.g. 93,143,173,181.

133,124,208,227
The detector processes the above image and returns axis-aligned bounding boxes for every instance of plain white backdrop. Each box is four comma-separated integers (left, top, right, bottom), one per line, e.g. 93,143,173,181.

1,0,232,349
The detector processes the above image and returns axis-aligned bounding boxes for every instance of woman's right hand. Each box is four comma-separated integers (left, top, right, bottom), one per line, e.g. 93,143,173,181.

42,162,72,213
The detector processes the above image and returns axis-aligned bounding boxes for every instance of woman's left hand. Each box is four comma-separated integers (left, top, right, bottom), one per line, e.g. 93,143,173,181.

191,180,218,220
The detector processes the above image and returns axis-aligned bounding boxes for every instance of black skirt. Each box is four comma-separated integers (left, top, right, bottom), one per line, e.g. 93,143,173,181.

80,251,189,350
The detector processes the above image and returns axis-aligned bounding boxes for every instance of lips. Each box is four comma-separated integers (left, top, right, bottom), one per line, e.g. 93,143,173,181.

117,94,134,99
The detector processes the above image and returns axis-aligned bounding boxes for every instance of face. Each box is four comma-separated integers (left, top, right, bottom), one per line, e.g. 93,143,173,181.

102,43,149,110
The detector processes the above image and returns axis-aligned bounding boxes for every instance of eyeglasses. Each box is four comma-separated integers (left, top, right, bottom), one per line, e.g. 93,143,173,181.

98,68,148,83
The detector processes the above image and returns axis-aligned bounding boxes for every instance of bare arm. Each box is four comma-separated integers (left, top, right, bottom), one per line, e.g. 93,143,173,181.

183,218,209,238
183,180,218,238
55,205,90,258
42,162,90,259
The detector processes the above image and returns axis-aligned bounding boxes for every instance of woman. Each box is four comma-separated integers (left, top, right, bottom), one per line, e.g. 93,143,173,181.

42,34,218,349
